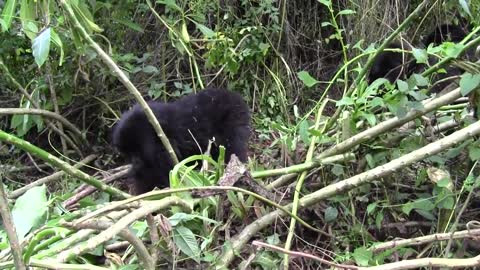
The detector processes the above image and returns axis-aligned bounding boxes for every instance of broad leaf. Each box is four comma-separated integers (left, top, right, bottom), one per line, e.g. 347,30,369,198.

324,206,338,223
50,29,64,65
459,0,472,16
337,9,355,16
12,185,48,239
412,48,428,64
194,22,215,38
32,28,51,67
298,71,319,87
1,0,16,32
173,226,200,263
298,120,310,145
353,247,372,267
460,73,480,96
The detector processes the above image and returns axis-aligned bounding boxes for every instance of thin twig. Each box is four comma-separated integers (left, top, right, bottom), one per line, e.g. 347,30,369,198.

9,154,97,199
369,228,480,253
0,108,83,139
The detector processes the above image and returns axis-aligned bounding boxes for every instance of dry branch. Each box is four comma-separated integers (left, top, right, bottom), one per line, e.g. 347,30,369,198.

369,228,480,252
9,154,97,199
0,108,83,139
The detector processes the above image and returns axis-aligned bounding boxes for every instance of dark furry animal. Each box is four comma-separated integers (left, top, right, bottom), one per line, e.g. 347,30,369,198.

112,88,251,194
368,42,413,83
368,24,470,89
423,24,468,46
423,24,471,94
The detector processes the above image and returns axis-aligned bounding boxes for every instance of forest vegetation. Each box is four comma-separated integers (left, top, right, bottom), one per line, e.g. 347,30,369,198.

0,0,480,269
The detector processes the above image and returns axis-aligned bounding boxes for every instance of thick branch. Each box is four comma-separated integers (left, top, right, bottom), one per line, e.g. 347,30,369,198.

0,130,129,199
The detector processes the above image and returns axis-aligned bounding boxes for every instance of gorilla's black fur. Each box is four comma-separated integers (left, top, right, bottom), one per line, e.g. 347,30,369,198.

368,24,470,92
423,24,468,46
368,42,412,83
112,88,251,194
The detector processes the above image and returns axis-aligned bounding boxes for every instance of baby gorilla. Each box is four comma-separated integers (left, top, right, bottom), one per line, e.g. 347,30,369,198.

112,88,251,194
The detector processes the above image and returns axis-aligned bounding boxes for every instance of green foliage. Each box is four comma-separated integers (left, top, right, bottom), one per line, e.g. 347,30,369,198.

353,247,373,267
460,73,480,96
32,28,51,67
1,0,480,268
11,185,48,239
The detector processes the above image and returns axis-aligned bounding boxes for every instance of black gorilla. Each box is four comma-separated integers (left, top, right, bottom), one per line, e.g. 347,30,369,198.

112,88,251,194
423,24,468,46
368,24,470,92
368,42,413,83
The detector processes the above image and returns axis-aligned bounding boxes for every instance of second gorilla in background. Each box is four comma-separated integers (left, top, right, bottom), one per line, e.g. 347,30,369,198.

368,23,471,88
113,88,251,194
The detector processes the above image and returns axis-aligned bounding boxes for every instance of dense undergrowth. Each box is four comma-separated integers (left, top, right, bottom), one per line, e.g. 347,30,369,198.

0,0,480,269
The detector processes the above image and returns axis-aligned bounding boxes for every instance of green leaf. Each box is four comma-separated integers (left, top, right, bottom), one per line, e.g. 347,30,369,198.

437,196,455,210
401,202,414,215
266,234,280,245
194,22,215,38
173,226,200,262
12,185,48,239
445,43,464,58
1,0,16,32
412,198,435,211
409,90,428,101
298,120,310,145
114,18,144,33
353,247,372,267
337,9,355,16
459,0,472,16
180,22,190,43
361,113,376,126
397,80,409,93
331,164,344,176
157,0,182,12
0,19,6,32
168,213,218,226
415,209,435,221
297,71,319,87
460,73,480,96
142,65,159,74
365,154,375,168
412,74,429,87
375,211,384,228
370,97,384,108
69,1,102,33
321,22,332,27
366,202,377,214
469,145,480,161
317,0,331,7
337,96,355,106
32,28,51,67
436,177,451,188
50,29,64,66
412,48,428,64
20,0,36,39
324,206,338,223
